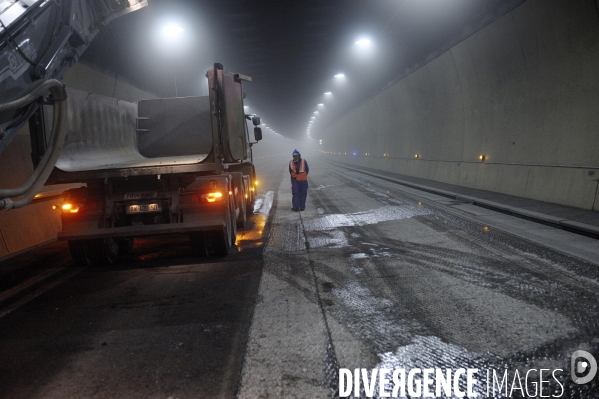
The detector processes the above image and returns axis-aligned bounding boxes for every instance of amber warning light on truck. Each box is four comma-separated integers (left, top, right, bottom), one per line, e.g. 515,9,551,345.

190,192,223,203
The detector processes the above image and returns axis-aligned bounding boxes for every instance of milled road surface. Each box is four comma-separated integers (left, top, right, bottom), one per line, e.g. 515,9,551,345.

238,156,599,399
1,154,598,398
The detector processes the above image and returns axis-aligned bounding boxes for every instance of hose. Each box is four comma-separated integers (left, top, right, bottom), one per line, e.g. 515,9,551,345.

0,79,68,210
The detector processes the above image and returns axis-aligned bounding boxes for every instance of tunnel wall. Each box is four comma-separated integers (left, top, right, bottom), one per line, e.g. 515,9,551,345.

0,63,158,258
322,0,599,210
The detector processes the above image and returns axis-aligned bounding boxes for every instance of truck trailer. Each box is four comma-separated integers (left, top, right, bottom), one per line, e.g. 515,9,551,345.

46,63,263,264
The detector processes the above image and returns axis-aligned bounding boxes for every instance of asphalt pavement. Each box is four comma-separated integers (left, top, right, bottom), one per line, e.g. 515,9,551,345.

1,154,598,398
0,156,283,399
238,155,599,398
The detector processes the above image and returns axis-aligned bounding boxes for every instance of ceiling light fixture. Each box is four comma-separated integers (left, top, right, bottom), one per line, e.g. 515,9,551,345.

163,25,184,38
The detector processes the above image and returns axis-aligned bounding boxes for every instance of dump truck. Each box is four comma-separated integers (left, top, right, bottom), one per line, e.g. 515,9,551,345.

0,1,261,264
44,64,263,263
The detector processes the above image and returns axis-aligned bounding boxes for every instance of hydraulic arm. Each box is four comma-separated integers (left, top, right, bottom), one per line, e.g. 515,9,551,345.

0,0,147,210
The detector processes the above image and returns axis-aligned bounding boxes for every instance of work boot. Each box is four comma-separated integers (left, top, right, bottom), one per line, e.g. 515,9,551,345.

300,208,305,211
292,207,298,211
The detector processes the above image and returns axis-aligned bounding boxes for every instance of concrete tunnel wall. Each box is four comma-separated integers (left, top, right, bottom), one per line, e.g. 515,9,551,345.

321,0,599,211
0,63,158,258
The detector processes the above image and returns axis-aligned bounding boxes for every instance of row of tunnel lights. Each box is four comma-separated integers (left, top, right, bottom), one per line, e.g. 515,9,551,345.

307,86,337,136
243,105,285,137
307,40,372,136
321,151,489,161
307,39,373,135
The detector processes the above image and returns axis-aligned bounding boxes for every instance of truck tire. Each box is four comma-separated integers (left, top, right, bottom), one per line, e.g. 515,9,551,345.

229,190,238,245
87,238,119,265
68,238,119,266
189,232,208,257
246,172,256,216
68,240,91,266
245,187,253,216
231,173,247,228
237,190,247,228
117,238,134,255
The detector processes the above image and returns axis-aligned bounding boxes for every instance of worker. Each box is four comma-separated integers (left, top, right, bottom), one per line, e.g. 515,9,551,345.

289,149,309,211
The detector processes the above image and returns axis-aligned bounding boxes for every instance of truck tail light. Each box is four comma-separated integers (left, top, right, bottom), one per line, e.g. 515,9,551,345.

61,203,83,213
195,192,223,203
59,200,99,213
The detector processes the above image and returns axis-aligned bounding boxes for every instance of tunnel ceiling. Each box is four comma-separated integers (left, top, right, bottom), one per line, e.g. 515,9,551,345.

80,0,525,141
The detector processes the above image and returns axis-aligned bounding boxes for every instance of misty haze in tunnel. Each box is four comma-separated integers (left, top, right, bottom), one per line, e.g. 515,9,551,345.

79,0,524,141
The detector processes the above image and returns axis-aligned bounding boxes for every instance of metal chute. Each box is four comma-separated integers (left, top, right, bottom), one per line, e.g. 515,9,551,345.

0,0,148,154
0,0,147,209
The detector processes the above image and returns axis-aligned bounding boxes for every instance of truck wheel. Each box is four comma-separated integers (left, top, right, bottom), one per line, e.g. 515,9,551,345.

246,186,254,216
88,238,119,265
68,240,91,266
237,189,247,228
189,232,208,257
117,238,134,255
231,173,247,228
229,192,238,245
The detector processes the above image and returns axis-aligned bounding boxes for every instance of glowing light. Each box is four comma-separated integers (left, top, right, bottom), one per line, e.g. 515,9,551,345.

163,25,184,39
334,73,345,78
200,192,223,203
355,38,371,46
61,203,80,213
324,92,332,95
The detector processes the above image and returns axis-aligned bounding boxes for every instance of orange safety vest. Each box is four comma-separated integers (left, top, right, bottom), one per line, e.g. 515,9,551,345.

290,159,308,181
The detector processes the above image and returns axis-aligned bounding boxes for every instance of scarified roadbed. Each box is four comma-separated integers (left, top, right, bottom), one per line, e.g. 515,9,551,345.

238,157,599,398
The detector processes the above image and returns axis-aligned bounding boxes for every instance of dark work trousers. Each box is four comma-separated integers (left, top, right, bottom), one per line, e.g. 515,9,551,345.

291,178,308,209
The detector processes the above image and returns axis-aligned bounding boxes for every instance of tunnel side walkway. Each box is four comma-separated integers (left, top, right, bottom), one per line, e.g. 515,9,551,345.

329,160,599,235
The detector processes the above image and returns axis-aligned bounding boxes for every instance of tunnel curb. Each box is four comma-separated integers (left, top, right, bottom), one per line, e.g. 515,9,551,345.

328,161,599,239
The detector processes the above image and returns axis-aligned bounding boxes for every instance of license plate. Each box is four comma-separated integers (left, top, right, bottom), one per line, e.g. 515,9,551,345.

127,204,161,214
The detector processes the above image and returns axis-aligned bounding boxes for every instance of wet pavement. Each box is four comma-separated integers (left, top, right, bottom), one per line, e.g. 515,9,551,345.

0,156,283,399
239,156,599,398
1,154,598,398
